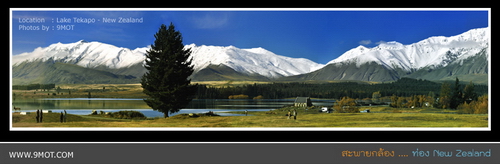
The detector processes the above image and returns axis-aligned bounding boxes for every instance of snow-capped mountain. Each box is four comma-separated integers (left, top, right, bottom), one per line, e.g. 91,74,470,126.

282,27,489,82
327,27,489,71
186,44,324,78
12,27,489,84
12,40,149,69
12,40,324,82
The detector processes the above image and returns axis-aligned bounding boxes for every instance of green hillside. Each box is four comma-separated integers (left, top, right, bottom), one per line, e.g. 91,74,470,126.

278,61,407,82
190,64,271,81
12,60,139,85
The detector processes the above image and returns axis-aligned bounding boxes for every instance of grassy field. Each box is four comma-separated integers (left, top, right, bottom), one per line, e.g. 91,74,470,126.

12,82,267,99
12,83,148,99
12,106,488,128
192,81,271,88
191,80,380,88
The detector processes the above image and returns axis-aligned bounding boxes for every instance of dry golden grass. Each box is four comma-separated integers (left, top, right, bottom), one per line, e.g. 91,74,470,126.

12,109,488,128
191,81,270,88
13,83,147,99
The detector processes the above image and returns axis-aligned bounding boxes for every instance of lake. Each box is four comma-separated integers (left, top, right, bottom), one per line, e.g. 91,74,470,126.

11,98,335,117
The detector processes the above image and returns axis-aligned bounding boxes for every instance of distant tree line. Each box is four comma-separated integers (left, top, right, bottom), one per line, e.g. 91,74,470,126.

389,94,436,108
384,77,488,113
438,78,487,112
194,78,488,100
12,83,55,90
457,94,488,114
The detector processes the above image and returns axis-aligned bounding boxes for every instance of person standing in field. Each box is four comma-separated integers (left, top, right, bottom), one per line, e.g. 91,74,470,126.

60,112,64,123
293,109,297,120
63,110,67,122
36,109,40,123
39,109,43,123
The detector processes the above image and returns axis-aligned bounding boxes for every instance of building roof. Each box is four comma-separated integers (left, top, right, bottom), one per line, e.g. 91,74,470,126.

294,97,311,103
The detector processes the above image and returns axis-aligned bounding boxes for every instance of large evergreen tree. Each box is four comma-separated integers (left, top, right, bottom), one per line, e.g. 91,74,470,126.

462,81,478,104
438,82,451,109
450,77,463,109
141,23,197,118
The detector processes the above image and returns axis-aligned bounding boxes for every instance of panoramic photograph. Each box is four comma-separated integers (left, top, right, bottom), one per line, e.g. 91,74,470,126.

10,8,490,129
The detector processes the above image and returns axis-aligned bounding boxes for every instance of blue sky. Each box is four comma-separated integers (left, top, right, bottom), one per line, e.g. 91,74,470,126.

11,9,489,64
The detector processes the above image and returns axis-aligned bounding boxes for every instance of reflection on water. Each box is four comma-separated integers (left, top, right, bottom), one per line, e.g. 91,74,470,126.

12,109,273,117
12,98,150,109
12,98,335,117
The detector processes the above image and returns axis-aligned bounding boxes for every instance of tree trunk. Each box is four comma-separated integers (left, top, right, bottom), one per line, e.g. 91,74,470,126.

164,112,169,118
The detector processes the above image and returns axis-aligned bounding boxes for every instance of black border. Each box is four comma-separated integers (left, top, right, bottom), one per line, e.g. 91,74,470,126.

2,131,497,142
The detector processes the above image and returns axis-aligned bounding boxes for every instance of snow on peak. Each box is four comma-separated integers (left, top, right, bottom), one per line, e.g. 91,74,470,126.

377,41,404,50
13,41,146,69
327,45,369,64
243,47,272,55
187,44,324,78
327,27,489,70
12,41,324,78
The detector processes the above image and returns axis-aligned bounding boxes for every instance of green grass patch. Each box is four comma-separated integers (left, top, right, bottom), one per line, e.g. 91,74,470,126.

12,107,488,128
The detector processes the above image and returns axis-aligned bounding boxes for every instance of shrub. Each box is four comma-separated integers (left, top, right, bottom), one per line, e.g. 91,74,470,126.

108,111,146,119
228,94,249,99
457,94,488,114
334,97,359,113
253,95,264,99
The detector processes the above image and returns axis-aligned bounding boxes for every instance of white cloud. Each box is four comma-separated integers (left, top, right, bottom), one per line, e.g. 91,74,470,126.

190,12,230,29
359,40,372,45
375,40,387,45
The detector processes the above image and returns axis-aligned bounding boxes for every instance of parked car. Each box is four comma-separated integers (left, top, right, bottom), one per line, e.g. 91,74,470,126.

320,107,333,113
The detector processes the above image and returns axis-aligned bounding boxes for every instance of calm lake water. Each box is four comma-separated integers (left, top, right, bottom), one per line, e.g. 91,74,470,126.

12,98,335,117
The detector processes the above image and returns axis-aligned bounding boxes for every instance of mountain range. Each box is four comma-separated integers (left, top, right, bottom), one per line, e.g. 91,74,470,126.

282,27,489,83
11,27,489,85
11,40,324,84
